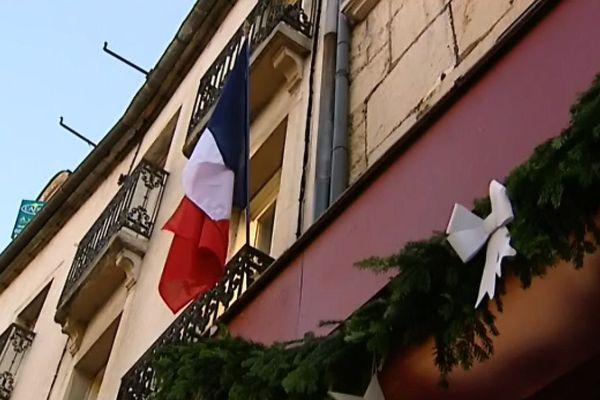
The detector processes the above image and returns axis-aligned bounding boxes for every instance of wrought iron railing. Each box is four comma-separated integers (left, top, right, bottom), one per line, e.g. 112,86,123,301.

59,161,168,305
187,0,318,136
0,324,34,400
117,245,273,400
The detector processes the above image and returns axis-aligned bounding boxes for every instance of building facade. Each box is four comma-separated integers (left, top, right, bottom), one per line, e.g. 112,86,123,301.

0,0,599,399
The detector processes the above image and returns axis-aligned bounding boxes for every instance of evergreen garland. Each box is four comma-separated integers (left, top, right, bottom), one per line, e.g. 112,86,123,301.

153,75,600,399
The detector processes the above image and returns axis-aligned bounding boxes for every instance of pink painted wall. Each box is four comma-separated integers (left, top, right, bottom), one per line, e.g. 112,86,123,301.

229,0,600,397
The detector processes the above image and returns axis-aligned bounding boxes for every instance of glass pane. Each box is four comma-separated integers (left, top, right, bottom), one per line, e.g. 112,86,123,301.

255,202,276,255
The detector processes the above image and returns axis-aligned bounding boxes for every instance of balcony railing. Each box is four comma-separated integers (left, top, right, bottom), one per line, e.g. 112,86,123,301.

0,324,34,400
117,245,273,400
58,161,168,306
187,0,317,138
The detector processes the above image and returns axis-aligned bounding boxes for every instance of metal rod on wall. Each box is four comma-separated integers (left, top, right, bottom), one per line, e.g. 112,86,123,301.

103,41,149,76
58,117,97,148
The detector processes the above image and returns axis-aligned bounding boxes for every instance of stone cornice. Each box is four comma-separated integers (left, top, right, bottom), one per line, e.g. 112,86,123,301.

341,0,382,24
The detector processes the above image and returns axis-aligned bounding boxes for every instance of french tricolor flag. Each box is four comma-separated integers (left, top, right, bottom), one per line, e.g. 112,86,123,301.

159,42,249,313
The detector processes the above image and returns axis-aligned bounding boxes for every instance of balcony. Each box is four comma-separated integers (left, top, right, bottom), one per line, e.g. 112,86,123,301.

184,0,318,155
117,245,273,400
55,161,168,353
0,324,34,400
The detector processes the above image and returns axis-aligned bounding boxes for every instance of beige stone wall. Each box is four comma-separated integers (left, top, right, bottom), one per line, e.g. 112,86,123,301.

347,0,537,183
4,101,188,400
4,149,142,400
3,0,319,398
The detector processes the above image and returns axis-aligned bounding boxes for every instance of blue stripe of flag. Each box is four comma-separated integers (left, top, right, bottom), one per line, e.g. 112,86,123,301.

207,41,249,209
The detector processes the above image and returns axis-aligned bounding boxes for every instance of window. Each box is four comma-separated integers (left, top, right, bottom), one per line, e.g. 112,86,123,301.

248,170,280,254
16,281,52,331
0,281,52,398
231,169,280,255
64,315,121,400
85,366,105,400
253,201,276,254
142,108,180,168
231,118,286,256
0,324,34,399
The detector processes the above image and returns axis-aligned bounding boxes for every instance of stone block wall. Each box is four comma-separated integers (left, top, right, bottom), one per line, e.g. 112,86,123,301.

347,0,537,183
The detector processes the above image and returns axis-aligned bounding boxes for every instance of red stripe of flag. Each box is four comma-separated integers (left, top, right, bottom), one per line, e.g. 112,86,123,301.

158,197,229,313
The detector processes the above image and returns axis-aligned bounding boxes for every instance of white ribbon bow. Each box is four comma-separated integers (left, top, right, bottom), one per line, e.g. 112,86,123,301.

446,180,516,308
329,375,385,400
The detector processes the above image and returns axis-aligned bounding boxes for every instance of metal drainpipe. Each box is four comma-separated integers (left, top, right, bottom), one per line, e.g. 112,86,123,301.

330,11,350,202
312,0,340,220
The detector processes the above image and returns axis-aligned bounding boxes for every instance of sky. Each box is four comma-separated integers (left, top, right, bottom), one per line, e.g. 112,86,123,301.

0,1,196,251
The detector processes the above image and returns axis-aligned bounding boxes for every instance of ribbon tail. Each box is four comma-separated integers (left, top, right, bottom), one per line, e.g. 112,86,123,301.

475,255,497,308
475,227,516,308
363,375,386,400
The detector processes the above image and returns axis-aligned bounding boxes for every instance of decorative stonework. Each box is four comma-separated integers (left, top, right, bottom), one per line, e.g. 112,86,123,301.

62,318,84,355
272,46,304,93
116,249,142,290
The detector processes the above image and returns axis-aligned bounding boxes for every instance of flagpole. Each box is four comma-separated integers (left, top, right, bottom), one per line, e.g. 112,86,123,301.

243,22,251,248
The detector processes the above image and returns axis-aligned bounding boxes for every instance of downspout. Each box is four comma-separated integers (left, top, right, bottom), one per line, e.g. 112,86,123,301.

297,0,323,238
312,0,340,220
330,11,350,201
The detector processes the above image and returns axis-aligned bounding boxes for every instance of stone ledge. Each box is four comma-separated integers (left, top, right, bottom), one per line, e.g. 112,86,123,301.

342,0,382,25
